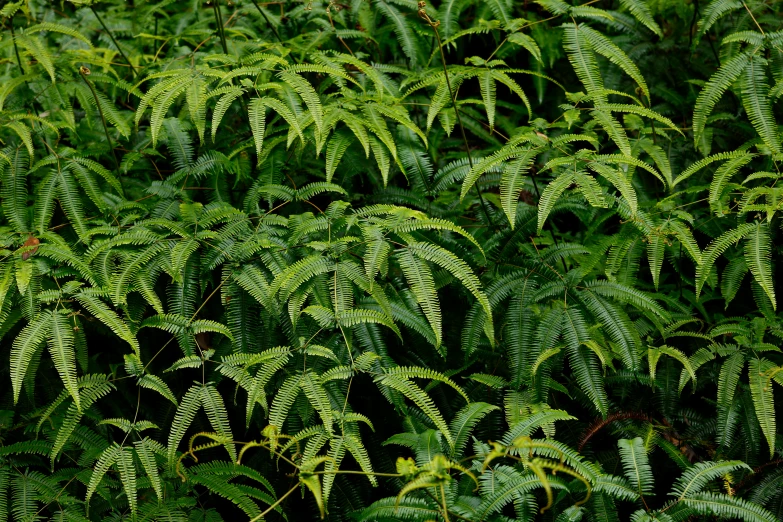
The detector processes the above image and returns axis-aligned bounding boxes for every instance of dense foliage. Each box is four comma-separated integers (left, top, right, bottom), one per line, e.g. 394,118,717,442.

1,0,783,520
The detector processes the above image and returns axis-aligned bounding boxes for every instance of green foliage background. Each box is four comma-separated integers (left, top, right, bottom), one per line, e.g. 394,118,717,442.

1,0,783,520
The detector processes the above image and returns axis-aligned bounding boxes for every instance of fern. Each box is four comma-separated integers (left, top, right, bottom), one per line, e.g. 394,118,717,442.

1,2,782,520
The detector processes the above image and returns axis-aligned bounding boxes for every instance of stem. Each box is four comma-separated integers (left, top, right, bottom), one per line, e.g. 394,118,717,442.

250,0,284,47
743,2,764,35
425,17,496,229
440,484,451,522
248,483,299,522
311,470,402,477
8,19,24,73
91,6,136,78
79,68,119,172
212,1,229,54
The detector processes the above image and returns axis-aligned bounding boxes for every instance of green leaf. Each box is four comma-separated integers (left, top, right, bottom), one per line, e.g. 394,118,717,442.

500,149,537,227
449,402,499,458
75,292,140,354
248,97,267,163
617,437,654,496
741,56,781,154
696,223,756,298
538,172,575,232
670,460,750,500
744,222,776,310
749,358,776,459
10,311,51,405
47,311,79,411
684,492,777,522
618,0,663,37
693,52,750,148
398,248,442,348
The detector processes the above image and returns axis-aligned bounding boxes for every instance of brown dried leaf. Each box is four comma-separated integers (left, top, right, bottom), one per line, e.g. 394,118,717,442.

21,236,40,261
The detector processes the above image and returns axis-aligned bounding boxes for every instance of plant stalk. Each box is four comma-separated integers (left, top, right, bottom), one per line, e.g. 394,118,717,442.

250,0,284,47
212,1,228,54
420,7,496,229
248,483,299,522
91,6,136,78
8,18,24,73
79,67,120,171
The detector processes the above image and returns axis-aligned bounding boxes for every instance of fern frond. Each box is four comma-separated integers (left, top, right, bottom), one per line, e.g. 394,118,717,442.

693,52,750,148
407,241,492,324
749,358,776,459
717,352,744,445
562,307,609,415
75,292,140,353
695,0,742,43
563,23,605,103
85,444,120,509
10,311,51,405
134,438,163,501
618,0,663,37
47,311,80,411
375,374,454,447
500,149,538,227
397,248,442,348
578,25,649,101
695,223,756,297
744,222,776,310
200,384,236,461
617,437,654,496
669,460,750,499
377,2,421,66
741,55,781,154
538,172,576,232
166,385,203,465
116,446,137,516
684,492,777,522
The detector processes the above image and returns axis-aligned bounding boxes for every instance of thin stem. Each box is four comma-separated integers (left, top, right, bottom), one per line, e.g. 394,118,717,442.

79,68,120,171
743,2,764,35
212,1,229,54
90,7,136,78
422,11,496,228
440,484,451,522
327,6,355,56
310,470,402,477
8,19,24,73
248,483,299,522
250,0,297,63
